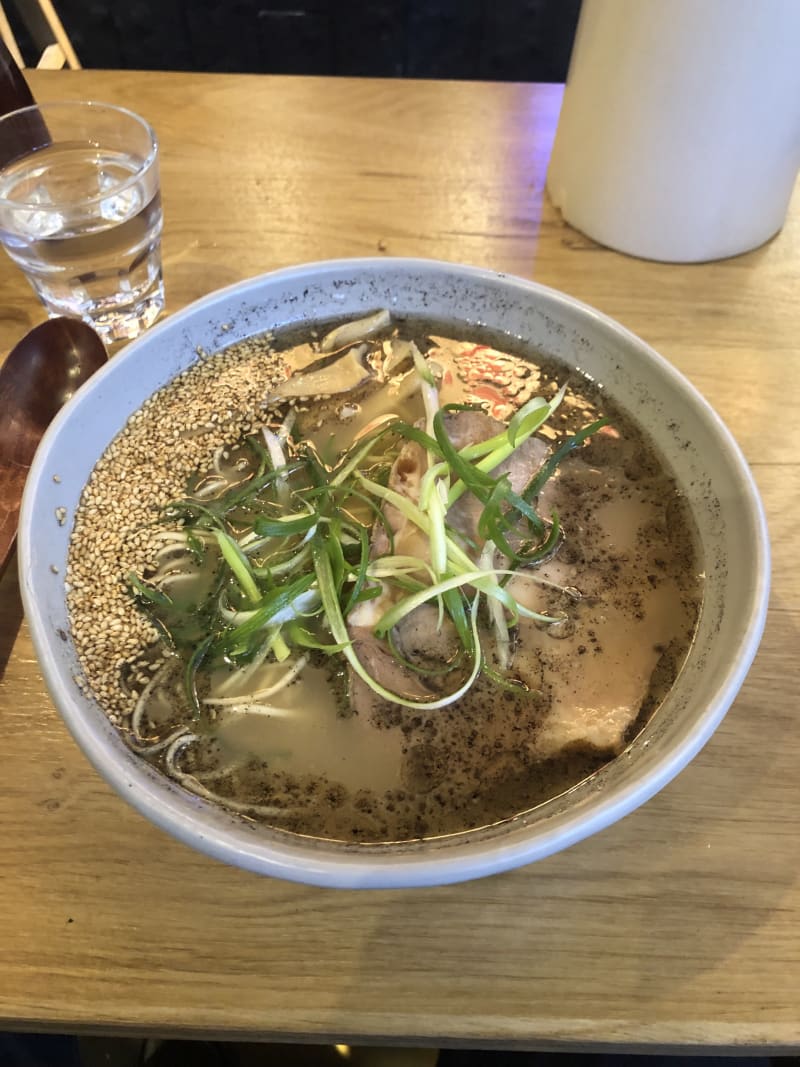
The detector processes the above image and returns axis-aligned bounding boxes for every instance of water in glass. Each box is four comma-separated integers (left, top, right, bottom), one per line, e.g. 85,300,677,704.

0,139,163,342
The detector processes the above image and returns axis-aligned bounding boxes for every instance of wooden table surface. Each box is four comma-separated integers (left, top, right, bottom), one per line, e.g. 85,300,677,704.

1,70,798,1054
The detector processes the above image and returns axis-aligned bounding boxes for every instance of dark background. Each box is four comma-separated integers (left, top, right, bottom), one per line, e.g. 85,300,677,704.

11,0,582,81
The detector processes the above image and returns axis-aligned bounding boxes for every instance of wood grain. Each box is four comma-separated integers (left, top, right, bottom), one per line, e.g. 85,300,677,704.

1,71,799,1052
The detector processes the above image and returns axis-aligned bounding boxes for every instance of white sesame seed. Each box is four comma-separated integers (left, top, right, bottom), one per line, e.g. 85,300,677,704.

67,333,285,721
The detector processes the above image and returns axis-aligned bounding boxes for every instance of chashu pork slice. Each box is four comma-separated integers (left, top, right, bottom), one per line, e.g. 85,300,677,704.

508,441,692,758
347,410,549,713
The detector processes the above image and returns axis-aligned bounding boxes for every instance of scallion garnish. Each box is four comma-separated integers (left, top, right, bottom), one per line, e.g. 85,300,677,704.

127,349,610,717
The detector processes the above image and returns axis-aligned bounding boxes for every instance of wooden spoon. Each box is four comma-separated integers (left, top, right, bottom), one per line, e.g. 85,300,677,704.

0,318,107,576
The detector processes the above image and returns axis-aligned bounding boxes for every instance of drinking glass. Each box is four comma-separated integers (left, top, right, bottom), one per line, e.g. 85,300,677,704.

0,101,164,343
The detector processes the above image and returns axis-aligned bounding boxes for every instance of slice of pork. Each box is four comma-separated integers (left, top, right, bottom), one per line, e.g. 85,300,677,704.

347,410,550,714
507,442,694,757
347,605,467,716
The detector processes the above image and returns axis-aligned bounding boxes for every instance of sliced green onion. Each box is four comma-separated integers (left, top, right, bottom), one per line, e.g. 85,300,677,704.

482,662,531,695
252,540,313,579
342,524,372,616
523,415,610,502
507,394,552,447
373,570,486,636
213,529,261,605
272,630,291,662
329,419,401,487
427,479,449,579
185,531,205,563
214,573,318,653
286,622,350,653
253,511,317,537
127,571,173,608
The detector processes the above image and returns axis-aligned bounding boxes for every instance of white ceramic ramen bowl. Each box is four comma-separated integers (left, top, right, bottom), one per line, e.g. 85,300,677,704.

19,258,770,889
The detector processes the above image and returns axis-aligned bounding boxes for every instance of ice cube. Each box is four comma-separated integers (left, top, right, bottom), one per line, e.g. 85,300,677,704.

97,169,118,194
100,186,141,223
28,182,54,205
12,206,64,239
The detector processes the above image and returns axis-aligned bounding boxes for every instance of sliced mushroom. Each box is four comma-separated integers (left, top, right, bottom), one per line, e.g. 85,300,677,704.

282,343,322,371
320,309,391,353
382,338,416,376
267,345,370,401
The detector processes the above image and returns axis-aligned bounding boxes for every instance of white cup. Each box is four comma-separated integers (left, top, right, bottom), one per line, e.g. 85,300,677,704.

547,0,800,262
